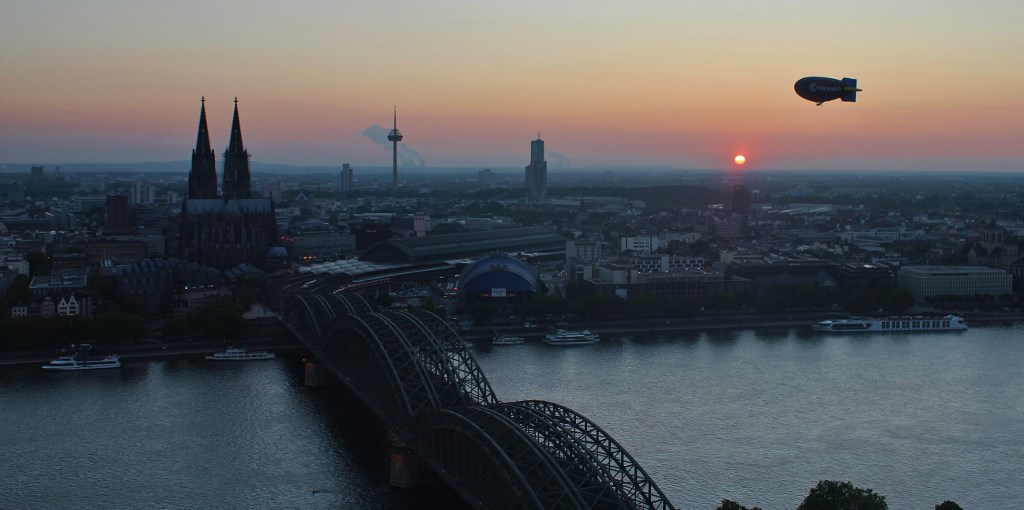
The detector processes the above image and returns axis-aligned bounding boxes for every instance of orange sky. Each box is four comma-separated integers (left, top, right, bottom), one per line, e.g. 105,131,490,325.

1,1,1022,171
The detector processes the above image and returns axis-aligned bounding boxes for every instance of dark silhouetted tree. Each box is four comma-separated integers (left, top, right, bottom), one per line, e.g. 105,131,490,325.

716,499,763,510
796,480,887,510
466,303,495,326
934,501,963,510
881,287,915,312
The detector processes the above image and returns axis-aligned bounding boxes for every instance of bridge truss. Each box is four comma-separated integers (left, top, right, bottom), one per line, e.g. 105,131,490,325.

281,286,676,510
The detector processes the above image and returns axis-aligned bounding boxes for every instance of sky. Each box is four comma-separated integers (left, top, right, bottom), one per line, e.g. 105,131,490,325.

1,1,1022,172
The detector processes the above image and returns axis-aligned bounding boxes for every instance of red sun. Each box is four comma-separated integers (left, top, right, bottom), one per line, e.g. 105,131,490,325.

734,155,746,165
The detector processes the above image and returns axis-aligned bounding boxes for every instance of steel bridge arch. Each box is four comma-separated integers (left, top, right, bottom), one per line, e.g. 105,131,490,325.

280,289,677,509
316,310,498,425
498,400,675,510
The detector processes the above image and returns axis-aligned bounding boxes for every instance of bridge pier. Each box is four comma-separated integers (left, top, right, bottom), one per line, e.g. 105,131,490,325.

389,434,436,489
303,358,339,387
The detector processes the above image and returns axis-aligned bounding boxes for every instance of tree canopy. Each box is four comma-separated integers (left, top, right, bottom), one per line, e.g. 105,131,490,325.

796,480,887,510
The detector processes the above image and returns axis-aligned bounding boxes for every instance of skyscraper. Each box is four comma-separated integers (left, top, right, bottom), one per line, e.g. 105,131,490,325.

222,97,252,200
340,163,354,192
387,107,403,193
524,136,548,203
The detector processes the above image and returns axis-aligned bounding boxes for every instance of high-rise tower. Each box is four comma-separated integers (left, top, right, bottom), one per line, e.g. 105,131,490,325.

187,97,218,199
387,107,403,193
222,97,252,200
524,135,548,203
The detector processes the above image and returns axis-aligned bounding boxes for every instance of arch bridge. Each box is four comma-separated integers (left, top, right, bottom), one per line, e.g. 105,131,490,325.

279,286,676,510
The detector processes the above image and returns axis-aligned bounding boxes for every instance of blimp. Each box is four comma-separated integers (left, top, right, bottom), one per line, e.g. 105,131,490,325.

794,76,861,105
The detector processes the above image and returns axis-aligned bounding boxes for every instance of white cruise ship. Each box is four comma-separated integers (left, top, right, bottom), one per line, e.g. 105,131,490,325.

812,314,967,333
42,344,121,371
543,330,599,346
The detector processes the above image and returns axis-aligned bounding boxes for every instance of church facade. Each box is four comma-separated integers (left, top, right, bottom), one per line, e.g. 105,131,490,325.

180,98,279,270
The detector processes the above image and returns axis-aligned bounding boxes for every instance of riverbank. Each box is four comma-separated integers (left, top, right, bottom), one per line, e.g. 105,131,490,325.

456,310,1024,340
0,338,302,368
5,311,1022,367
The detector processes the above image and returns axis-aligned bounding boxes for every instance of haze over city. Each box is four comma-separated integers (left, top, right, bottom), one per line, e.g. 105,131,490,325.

2,1,1022,171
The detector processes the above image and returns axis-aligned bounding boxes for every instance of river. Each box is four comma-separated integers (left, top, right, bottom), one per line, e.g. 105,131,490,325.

2,324,1022,509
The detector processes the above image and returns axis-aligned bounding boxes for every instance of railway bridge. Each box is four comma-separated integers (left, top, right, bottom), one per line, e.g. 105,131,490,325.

277,277,676,510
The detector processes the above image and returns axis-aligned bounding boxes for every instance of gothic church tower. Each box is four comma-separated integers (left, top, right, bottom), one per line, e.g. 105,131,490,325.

222,97,252,200
187,97,218,199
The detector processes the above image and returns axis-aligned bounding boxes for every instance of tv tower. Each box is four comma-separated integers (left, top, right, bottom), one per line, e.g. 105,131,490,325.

387,106,403,193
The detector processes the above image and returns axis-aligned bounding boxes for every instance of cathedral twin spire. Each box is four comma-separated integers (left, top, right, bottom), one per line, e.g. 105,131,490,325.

187,97,251,200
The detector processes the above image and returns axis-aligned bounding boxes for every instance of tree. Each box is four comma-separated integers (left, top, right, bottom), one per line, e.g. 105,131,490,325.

716,499,763,510
5,274,30,303
796,480,887,510
934,501,963,510
881,287,915,312
26,251,51,277
843,288,879,313
466,303,495,326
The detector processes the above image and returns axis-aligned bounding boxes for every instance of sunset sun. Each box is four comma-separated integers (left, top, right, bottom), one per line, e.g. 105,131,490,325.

734,155,746,165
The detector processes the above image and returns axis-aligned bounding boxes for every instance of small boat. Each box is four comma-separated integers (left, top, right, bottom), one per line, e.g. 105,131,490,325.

42,344,121,371
811,314,967,333
492,334,525,346
543,329,599,346
206,347,275,361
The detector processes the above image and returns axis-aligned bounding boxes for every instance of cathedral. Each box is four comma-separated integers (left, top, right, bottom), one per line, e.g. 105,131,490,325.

180,98,279,270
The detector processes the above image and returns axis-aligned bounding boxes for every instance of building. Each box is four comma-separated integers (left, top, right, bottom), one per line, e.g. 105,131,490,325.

728,260,839,295
179,98,279,270
897,265,1012,302
456,253,540,306
615,254,704,274
130,182,156,205
413,212,430,238
619,236,659,255
524,137,548,203
566,239,603,265
105,194,134,234
362,226,566,264
29,274,88,299
578,262,750,303
340,163,354,192
732,184,750,217
477,169,494,188
57,294,81,316
838,263,896,290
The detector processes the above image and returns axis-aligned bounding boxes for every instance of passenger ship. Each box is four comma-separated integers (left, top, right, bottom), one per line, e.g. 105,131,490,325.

812,314,967,333
543,330,599,346
42,344,121,371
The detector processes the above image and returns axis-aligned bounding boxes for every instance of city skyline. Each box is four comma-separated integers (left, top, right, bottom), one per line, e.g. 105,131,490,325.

1,1,1022,172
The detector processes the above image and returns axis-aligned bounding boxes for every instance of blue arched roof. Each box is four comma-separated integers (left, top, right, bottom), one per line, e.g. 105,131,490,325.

458,254,539,293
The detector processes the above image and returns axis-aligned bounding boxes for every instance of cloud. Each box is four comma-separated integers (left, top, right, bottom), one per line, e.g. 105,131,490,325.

360,124,426,167
548,150,570,168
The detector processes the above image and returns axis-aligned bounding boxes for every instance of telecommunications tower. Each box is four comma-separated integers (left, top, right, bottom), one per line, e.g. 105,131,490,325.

387,107,403,193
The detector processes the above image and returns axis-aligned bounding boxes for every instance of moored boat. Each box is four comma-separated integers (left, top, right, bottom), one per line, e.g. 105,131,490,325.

812,314,967,333
543,329,599,346
492,334,526,346
205,347,275,361
42,344,121,371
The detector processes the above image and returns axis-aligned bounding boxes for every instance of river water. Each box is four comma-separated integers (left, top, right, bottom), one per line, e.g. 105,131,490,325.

2,325,1022,509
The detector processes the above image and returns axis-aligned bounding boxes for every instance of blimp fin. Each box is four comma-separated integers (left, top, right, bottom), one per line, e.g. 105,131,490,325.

841,77,859,102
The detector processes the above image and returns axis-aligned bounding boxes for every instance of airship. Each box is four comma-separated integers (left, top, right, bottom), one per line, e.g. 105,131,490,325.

794,76,861,105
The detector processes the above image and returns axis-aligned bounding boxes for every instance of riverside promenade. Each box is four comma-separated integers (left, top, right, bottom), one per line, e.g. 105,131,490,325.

5,310,1022,367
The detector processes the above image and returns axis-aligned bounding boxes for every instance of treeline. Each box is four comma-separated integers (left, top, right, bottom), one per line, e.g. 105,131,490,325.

1,310,147,351
465,283,920,326
717,479,964,510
